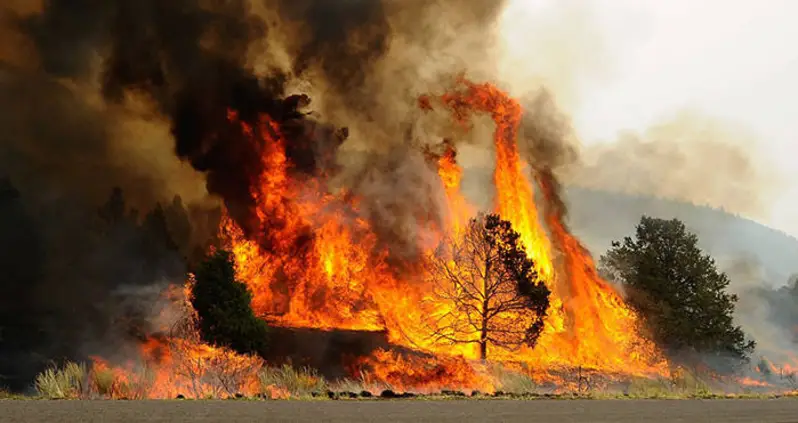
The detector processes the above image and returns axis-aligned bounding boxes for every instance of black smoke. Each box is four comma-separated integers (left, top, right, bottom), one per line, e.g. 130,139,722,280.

0,0,512,391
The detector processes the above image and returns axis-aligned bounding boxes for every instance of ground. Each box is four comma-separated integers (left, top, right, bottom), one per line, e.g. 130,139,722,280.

2,399,798,423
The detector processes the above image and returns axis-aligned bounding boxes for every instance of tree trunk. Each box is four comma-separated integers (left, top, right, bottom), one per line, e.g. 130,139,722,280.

481,257,490,361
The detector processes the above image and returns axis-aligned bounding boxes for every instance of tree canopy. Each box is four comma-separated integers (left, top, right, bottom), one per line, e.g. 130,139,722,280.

598,216,755,368
190,249,269,356
425,213,550,360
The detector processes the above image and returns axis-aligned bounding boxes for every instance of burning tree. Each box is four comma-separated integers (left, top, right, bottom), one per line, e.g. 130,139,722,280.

425,213,550,360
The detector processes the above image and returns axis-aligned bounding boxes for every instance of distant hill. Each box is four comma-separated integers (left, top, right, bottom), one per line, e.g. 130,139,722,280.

563,186,798,289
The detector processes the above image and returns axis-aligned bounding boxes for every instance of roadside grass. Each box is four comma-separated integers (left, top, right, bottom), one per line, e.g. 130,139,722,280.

329,370,394,396
35,362,89,399
493,365,538,394
0,386,29,400
18,361,798,401
258,365,328,399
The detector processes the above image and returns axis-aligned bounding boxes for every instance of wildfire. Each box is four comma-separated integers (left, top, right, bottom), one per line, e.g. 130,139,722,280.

221,111,388,332
424,77,666,376
89,283,265,399
109,76,669,395
435,139,473,236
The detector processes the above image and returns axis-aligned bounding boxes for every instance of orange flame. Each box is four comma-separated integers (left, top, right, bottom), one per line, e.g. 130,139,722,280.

429,77,665,376
111,76,672,395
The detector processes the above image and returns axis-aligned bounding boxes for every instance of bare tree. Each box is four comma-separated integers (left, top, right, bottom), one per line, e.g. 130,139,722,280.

425,213,550,360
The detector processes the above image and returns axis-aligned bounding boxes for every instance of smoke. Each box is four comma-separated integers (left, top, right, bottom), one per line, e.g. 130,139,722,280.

566,111,782,223
719,256,798,378
0,0,518,390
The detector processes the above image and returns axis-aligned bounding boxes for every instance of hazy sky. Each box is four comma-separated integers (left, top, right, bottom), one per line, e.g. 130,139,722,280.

498,0,798,237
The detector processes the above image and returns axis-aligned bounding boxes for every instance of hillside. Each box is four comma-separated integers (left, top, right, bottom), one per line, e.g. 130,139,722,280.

564,186,798,289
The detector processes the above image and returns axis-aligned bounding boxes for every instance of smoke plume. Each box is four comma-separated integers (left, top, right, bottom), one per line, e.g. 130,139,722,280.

566,111,782,222
0,0,518,390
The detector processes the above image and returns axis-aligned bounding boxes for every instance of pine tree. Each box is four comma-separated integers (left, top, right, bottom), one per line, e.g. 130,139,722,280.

190,250,270,356
599,216,755,368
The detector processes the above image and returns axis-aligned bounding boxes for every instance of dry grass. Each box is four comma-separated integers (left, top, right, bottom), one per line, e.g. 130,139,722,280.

258,365,328,399
89,366,116,398
35,362,89,399
330,370,394,395
493,366,538,394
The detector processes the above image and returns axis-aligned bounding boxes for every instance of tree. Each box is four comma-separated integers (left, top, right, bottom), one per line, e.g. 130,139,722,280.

190,250,270,356
425,213,550,360
598,216,755,368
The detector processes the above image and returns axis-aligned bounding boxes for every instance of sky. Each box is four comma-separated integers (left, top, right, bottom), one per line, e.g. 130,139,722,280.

498,0,798,237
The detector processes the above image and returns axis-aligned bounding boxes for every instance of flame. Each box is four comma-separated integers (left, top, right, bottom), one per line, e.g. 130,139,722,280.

739,377,772,388
356,349,495,394
218,77,668,387
89,282,264,399
221,111,388,331
110,76,672,395
428,77,665,376
436,140,473,236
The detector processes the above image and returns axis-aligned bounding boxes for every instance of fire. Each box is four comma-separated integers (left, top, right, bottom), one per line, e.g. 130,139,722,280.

356,349,495,394
739,377,771,388
111,76,669,395
425,77,665,376
221,111,388,331
435,140,473,236
217,76,668,386
89,283,265,399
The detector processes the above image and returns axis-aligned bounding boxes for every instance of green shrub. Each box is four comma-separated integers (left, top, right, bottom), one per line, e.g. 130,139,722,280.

190,250,270,356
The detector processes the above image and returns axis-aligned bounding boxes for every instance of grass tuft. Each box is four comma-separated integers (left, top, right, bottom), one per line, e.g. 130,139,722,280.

490,364,538,394
258,365,328,399
90,366,116,398
35,361,89,399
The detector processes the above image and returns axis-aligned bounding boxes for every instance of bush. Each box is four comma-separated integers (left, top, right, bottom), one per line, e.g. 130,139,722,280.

190,250,270,356
35,362,88,399
258,365,327,399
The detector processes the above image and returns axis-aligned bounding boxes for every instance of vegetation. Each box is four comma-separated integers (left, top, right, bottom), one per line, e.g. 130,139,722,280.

35,362,89,399
190,250,270,357
425,213,551,360
258,365,328,399
598,216,755,368
492,365,537,394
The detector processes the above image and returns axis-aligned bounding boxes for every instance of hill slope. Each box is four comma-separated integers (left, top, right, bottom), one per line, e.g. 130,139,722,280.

564,186,798,289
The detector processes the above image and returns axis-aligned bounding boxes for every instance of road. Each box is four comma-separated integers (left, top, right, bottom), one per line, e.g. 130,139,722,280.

2,399,797,423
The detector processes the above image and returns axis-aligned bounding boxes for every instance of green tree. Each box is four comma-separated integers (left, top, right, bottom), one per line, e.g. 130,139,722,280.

190,250,269,356
599,216,755,367
425,213,550,360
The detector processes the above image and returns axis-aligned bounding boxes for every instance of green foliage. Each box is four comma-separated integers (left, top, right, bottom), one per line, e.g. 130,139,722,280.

599,216,755,367
484,214,552,344
190,250,270,356
258,365,328,398
35,362,88,399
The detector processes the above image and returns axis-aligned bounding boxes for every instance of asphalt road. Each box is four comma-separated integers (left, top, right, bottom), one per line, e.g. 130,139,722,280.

2,399,798,423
